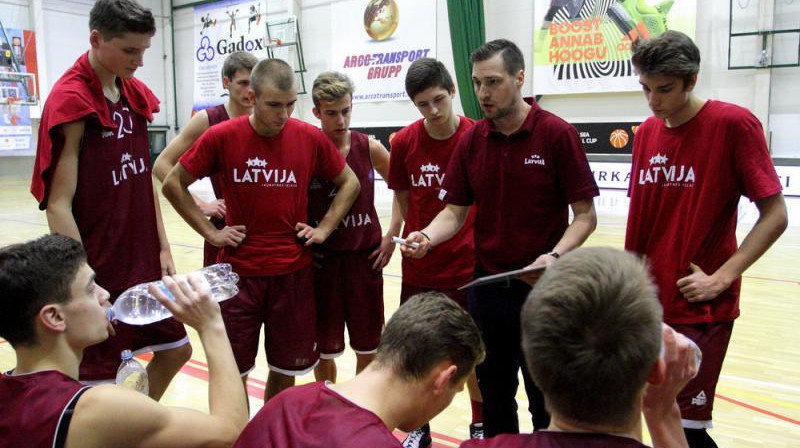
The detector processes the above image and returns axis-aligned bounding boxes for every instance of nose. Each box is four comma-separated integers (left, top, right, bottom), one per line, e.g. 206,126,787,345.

97,286,111,306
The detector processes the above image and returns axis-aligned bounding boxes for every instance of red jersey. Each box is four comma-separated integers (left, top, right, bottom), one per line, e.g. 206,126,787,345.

442,100,599,273
308,131,381,251
388,117,476,289
0,370,90,448
625,100,782,324
233,382,402,447
180,117,346,276
460,431,650,447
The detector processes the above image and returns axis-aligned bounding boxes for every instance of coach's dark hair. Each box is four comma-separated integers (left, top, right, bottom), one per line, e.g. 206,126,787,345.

375,292,484,385
89,0,156,38
631,30,700,87
470,39,525,76
251,58,295,95
404,58,455,101
522,247,662,427
222,52,258,81
0,235,86,347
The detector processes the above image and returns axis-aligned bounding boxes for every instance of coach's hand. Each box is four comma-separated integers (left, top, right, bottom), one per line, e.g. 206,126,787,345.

677,262,727,303
295,222,331,246
209,225,247,248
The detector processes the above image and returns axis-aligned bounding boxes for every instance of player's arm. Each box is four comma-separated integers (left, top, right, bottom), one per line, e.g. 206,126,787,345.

677,192,788,302
45,121,85,241
66,275,248,448
151,182,175,276
162,163,246,248
395,190,410,220
401,203,470,258
367,138,402,269
296,165,360,246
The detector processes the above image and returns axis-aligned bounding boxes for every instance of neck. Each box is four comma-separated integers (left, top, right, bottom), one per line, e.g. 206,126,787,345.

327,129,350,154
665,94,706,128
330,365,419,431
492,97,531,136
548,410,642,441
87,49,119,94
424,113,460,140
226,100,252,119
12,339,82,380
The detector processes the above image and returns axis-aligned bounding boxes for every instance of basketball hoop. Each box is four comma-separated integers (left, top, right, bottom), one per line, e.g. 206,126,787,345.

268,37,283,47
3,96,20,107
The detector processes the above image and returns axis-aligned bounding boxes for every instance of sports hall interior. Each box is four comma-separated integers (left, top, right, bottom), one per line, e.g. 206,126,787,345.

0,0,798,446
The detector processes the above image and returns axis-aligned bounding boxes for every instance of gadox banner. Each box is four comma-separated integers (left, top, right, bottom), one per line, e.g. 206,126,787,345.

331,0,436,103
193,0,267,112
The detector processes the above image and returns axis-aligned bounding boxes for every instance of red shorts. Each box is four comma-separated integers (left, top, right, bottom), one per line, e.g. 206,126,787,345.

80,288,189,382
400,282,469,310
221,266,318,375
314,249,384,358
671,321,734,426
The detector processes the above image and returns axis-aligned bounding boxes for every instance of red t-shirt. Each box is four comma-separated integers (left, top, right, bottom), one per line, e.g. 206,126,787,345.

442,101,599,273
625,100,782,324
460,431,650,448
388,117,476,289
0,370,90,448
233,382,402,448
308,131,381,252
180,117,346,276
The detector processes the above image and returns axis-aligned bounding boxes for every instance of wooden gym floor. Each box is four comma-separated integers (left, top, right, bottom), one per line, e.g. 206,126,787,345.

0,177,798,447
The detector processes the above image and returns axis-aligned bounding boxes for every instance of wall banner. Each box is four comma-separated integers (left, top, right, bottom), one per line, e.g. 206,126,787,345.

1,28,38,153
193,0,267,112
331,0,436,103
533,0,696,94
574,121,641,154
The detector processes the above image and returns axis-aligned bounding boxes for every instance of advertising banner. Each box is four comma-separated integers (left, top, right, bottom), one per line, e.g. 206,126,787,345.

1,28,38,153
331,0,436,103
193,0,267,112
533,0,696,94
574,121,640,154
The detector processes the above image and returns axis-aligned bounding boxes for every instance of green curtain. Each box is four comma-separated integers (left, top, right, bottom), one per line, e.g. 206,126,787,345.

447,0,485,120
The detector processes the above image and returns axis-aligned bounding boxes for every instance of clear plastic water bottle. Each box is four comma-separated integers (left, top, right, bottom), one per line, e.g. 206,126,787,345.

107,263,239,325
116,349,149,395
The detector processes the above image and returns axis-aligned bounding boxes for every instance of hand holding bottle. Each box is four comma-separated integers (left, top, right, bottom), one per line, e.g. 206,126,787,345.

149,274,223,333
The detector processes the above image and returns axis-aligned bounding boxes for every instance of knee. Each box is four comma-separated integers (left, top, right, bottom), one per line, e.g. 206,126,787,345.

156,343,193,365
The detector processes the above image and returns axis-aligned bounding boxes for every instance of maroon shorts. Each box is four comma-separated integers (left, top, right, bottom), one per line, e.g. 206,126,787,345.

671,321,734,426
315,249,384,357
400,282,469,310
79,288,189,382
221,265,318,375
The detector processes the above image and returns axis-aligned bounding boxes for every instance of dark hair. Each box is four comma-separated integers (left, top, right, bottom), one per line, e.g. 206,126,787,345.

404,58,455,100
470,39,525,76
0,235,86,347
89,0,156,39
522,247,663,427
222,52,258,80
375,292,484,384
631,30,700,86
250,58,295,95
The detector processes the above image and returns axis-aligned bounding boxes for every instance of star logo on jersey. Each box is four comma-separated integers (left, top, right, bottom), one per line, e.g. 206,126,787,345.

649,153,669,165
246,157,267,167
524,154,545,166
420,163,440,173
120,153,132,163
112,152,147,186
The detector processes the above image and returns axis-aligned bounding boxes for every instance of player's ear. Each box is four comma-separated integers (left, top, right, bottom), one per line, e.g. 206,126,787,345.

312,107,321,120
222,76,231,90
647,357,666,386
39,304,67,333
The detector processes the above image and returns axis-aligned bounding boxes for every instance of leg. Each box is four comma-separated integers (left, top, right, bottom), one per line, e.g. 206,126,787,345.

314,252,345,383
266,370,295,401
314,358,337,382
355,353,374,373
146,343,192,400
519,351,550,430
345,250,383,376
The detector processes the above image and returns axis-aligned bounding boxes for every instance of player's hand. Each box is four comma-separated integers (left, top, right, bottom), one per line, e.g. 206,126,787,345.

369,233,396,270
159,248,176,276
399,232,431,259
643,324,700,419
149,274,222,333
198,198,227,219
517,254,556,287
295,222,330,246
677,263,727,303
209,225,247,247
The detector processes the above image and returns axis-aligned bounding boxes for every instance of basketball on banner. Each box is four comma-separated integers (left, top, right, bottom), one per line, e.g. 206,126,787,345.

609,129,629,149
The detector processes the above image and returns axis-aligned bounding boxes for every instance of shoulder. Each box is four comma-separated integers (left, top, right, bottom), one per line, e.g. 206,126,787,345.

535,107,575,134
705,100,763,129
394,119,425,141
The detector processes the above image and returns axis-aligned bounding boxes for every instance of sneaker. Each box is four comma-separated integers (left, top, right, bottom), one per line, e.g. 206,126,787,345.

401,423,432,448
469,422,484,439
607,0,674,39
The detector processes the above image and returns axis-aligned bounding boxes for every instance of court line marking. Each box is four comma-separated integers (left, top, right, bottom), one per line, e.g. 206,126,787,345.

721,374,800,394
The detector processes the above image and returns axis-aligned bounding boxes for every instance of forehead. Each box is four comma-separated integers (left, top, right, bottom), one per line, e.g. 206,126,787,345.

69,263,93,294
230,68,252,81
256,82,297,103
412,86,451,104
317,95,352,112
104,32,152,49
638,73,683,87
472,53,508,78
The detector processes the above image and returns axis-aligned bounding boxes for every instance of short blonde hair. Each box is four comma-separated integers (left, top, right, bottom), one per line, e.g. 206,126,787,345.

312,71,354,108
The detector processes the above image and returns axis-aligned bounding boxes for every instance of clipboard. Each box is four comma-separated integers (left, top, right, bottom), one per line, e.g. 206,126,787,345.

457,265,547,290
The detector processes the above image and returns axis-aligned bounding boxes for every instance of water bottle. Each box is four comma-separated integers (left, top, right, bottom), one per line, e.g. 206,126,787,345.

107,263,240,325
116,349,149,395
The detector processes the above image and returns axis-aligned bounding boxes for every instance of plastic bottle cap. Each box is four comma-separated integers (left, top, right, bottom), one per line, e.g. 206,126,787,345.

121,349,133,360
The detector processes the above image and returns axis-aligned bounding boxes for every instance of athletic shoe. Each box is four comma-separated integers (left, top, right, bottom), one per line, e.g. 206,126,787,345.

401,423,432,448
607,0,674,39
469,422,485,439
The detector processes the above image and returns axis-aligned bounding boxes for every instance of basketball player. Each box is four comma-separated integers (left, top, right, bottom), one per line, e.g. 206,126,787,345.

154,51,258,266
308,71,401,383
626,31,788,447
30,0,190,399
387,57,483,446
232,292,485,447
0,234,248,448
162,58,360,402
460,247,695,448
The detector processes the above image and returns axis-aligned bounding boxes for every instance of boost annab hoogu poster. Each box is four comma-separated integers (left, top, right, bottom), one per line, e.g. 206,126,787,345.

533,0,696,95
